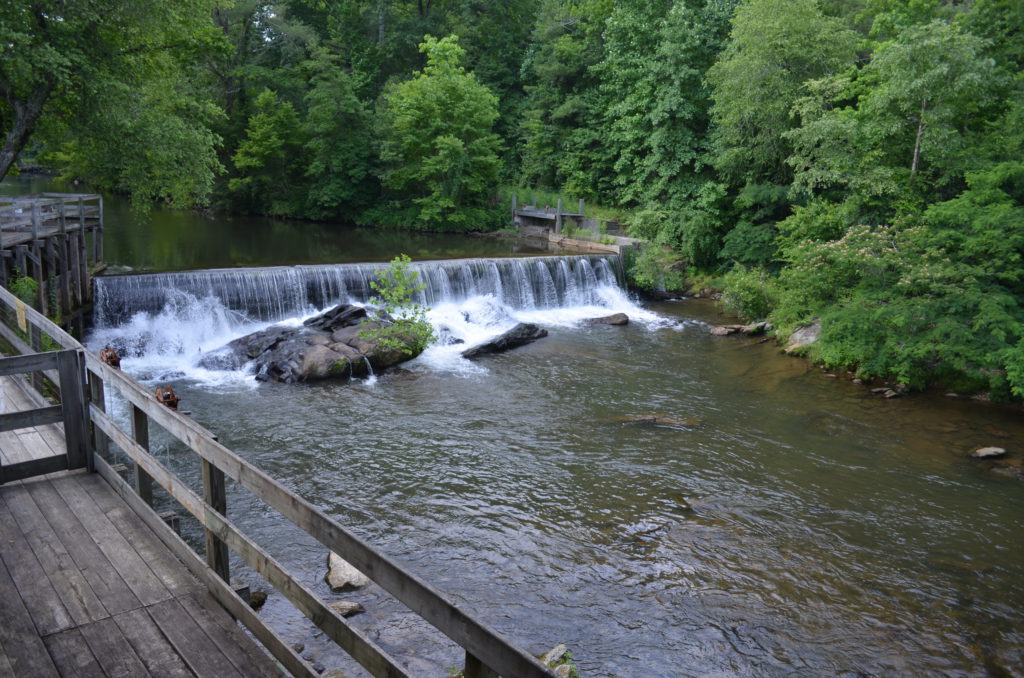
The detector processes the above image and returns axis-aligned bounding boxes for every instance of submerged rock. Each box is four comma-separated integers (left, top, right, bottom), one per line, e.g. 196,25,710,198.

328,600,365,618
970,446,1007,459
612,413,702,429
461,323,548,360
326,552,369,591
198,303,423,383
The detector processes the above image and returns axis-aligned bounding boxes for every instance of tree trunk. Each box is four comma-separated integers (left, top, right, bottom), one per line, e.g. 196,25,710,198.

0,81,54,182
910,97,927,176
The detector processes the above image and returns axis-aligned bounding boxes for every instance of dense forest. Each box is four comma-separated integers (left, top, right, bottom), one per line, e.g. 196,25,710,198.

1,0,1022,399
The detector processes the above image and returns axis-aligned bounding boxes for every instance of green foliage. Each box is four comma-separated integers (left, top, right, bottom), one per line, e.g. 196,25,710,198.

229,89,306,216
8,271,38,305
376,35,502,231
360,254,435,355
626,245,688,294
721,267,778,321
1,0,226,205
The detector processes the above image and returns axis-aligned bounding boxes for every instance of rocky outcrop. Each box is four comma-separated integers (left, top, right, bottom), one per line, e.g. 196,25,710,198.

785,319,821,354
461,323,548,360
585,313,629,326
710,321,771,336
198,303,422,383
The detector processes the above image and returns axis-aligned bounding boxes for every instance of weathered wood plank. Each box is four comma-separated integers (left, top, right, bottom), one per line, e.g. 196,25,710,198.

0,351,58,377
0,428,31,465
0,454,69,483
113,607,194,678
131,404,154,505
0,491,75,636
178,593,282,678
78,616,151,678
0,557,61,677
0,483,106,626
42,628,105,678
0,285,79,350
93,455,313,678
49,473,173,607
202,459,230,583
26,479,142,616
0,404,63,432
148,598,246,678
80,473,198,597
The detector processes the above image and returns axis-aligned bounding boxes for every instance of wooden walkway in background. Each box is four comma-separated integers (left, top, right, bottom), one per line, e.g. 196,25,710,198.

0,374,67,467
0,471,283,677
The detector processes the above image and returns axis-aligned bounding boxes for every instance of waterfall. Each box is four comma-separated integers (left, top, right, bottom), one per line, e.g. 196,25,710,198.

93,255,622,327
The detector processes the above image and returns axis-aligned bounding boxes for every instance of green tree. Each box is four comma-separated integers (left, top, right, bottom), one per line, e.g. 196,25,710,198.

376,35,501,230
0,0,225,205
228,88,306,216
360,254,435,354
302,50,376,220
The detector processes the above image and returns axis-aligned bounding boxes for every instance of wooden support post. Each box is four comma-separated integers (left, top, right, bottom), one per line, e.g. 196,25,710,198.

131,404,154,506
202,459,230,583
15,244,26,278
31,241,44,310
70,232,83,306
57,350,89,471
464,652,499,678
579,198,585,216
44,239,56,317
531,193,537,208
77,226,88,302
511,193,517,218
94,196,103,263
88,369,108,466
28,324,43,393
31,203,40,240
555,198,563,234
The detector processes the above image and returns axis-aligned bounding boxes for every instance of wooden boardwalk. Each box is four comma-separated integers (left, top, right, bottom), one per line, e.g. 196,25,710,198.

0,471,283,677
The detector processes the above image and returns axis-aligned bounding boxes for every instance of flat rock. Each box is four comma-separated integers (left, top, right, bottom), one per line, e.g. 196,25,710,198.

326,552,370,591
461,323,548,360
585,313,629,326
971,446,1007,459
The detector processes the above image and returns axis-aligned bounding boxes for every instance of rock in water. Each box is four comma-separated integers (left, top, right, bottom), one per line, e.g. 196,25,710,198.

585,313,629,326
198,303,423,383
461,323,548,360
971,446,1007,459
325,552,370,591
328,600,365,618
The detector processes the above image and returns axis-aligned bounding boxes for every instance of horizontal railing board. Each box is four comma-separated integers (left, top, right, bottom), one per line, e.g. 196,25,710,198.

0,454,68,483
0,351,59,376
0,405,63,432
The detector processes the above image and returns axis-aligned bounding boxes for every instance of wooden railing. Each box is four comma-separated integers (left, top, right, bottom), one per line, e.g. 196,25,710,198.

0,283,557,678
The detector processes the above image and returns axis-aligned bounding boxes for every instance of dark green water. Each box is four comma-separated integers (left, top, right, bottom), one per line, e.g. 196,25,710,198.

6,176,1022,676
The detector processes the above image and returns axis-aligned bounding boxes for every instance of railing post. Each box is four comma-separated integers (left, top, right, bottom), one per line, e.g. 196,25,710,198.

57,350,89,470
88,368,108,466
578,198,584,216
555,198,563,234
202,459,230,582
464,652,499,678
28,324,43,393
131,404,153,506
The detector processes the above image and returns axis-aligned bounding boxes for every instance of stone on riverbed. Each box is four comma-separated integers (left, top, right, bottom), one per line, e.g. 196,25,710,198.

461,323,548,360
326,552,369,591
328,600,365,618
970,446,1007,459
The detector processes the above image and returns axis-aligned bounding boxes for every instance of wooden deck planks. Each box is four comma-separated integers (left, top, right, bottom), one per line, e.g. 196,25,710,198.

0,558,60,677
0,373,67,468
0,472,284,678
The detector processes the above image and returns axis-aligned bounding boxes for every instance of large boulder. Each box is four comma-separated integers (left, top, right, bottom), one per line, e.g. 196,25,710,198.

461,323,548,360
785,319,821,354
585,313,629,326
198,303,424,383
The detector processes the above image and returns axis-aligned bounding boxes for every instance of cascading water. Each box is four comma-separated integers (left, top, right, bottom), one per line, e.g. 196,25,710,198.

86,255,670,383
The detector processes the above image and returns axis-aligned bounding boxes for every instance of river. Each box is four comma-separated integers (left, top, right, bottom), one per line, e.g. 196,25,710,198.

5,177,1023,676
